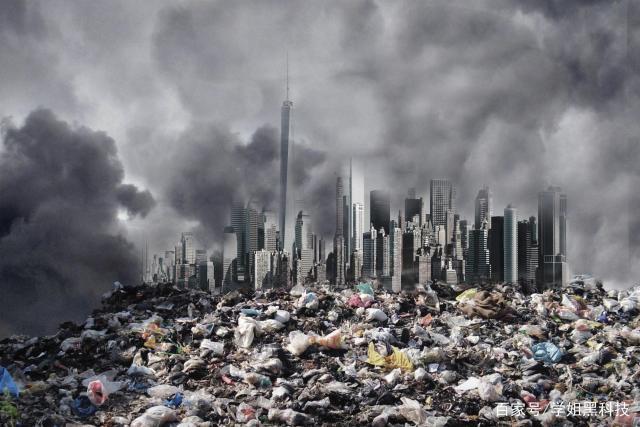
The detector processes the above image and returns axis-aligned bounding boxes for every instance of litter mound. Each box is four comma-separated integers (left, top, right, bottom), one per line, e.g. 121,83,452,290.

1,280,640,426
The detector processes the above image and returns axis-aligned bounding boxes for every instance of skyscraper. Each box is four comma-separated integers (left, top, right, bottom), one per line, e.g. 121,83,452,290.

370,190,390,234
279,65,293,251
402,226,422,289
504,205,518,283
181,232,195,264
468,223,490,282
376,228,390,278
445,209,455,245
353,202,364,254
252,249,271,289
459,219,469,259
333,235,345,286
295,211,314,283
222,226,238,289
389,223,402,292
518,219,534,283
529,216,538,245
405,188,423,226
333,176,345,286
263,211,278,252
362,225,377,278
336,177,344,236
231,203,246,280
474,186,492,230
488,216,504,283
245,206,259,283
538,186,568,287
430,179,456,230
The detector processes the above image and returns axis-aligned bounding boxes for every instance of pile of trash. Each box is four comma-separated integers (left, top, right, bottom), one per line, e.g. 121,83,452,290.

2,279,640,426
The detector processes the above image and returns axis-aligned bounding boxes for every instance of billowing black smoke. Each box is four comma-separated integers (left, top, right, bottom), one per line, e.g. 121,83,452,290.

0,109,155,337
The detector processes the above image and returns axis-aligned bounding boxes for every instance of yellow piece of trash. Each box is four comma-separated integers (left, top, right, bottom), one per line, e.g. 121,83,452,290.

456,288,478,302
367,342,414,372
144,336,158,349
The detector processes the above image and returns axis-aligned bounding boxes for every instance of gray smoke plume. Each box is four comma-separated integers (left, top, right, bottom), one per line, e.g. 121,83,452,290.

0,109,155,336
165,123,328,247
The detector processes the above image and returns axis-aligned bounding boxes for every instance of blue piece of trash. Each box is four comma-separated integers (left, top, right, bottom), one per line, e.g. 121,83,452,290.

0,366,19,398
72,395,97,417
241,308,262,317
356,283,374,296
164,392,183,408
303,293,317,303
532,342,563,364
127,380,149,393
597,311,608,323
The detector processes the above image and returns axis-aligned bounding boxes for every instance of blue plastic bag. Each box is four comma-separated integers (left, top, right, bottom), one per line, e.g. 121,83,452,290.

532,342,563,364
597,311,609,324
356,283,374,296
0,366,19,398
240,308,262,317
72,395,97,417
164,392,183,408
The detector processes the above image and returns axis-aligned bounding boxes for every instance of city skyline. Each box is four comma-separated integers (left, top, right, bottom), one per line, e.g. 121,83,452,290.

152,165,570,296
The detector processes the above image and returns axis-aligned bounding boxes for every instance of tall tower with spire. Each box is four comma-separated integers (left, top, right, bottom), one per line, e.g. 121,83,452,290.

279,57,293,250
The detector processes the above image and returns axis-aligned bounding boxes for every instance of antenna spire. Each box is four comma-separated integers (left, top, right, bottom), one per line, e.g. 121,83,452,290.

286,52,290,101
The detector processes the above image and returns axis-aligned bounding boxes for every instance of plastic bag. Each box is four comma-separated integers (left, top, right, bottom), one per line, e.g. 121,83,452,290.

268,408,313,426
398,397,429,424
356,283,374,296
297,292,319,310
87,380,107,406
289,284,306,297
131,406,177,427
367,342,414,372
236,403,257,423
240,308,261,317
384,368,402,384
455,288,478,302
532,342,563,364
234,316,262,348
287,331,311,356
0,366,19,398
200,339,225,356
309,329,342,350
260,319,286,333
127,363,156,377
366,308,388,322
72,395,97,417
164,392,183,408
414,367,428,381
274,310,290,323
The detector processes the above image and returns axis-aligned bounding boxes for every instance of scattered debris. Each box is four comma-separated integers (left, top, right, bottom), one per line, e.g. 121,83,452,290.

1,280,639,425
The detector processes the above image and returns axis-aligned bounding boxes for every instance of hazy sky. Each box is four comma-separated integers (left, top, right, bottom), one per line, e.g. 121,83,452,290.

1,0,639,335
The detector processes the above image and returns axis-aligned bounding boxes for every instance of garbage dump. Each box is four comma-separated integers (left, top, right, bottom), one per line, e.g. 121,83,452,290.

1,279,640,426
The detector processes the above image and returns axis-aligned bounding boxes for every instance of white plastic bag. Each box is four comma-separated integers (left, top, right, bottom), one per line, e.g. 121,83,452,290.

200,339,224,355
366,308,388,322
286,331,311,356
234,316,262,348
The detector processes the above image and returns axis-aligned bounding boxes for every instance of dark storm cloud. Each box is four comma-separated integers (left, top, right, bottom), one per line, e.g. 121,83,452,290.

143,0,639,285
0,109,154,336
0,0,638,293
166,123,326,246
